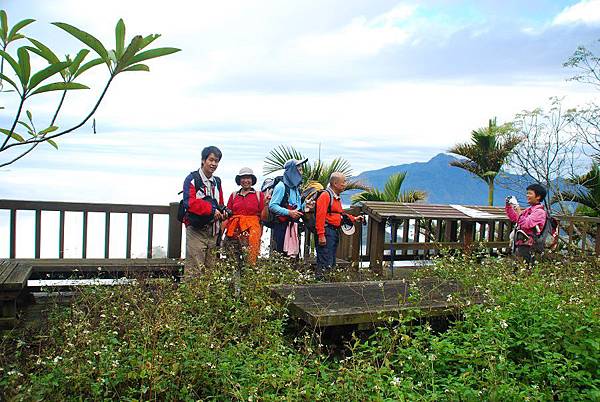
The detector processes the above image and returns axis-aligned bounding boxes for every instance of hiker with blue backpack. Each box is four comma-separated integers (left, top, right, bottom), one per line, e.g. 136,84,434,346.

505,183,556,266
180,146,228,277
268,158,308,256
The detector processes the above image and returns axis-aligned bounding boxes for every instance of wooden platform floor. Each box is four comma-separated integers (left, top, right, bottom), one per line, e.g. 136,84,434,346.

271,278,480,327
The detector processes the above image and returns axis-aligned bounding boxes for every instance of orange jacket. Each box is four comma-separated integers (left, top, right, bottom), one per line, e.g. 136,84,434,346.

315,188,355,237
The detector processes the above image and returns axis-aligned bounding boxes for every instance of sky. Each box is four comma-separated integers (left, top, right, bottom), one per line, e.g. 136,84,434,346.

1,0,600,257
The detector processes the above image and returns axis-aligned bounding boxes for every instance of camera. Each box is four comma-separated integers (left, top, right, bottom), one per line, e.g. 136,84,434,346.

505,195,518,206
216,204,233,217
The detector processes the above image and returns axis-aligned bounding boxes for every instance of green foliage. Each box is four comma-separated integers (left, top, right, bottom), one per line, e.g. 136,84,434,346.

449,117,521,205
0,11,180,166
555,162,600,215
264,145,369,191
2,253,597,400
351,172,427,204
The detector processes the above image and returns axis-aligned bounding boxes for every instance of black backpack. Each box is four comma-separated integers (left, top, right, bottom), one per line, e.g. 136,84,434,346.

303,188,335,234
177,171,222,228
532,203,559,252
261,176,290,228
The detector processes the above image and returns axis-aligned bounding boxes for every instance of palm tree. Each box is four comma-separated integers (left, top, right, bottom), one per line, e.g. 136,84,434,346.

554,162,600,217
351,172,426,204
448,117,521,206
263,145,368,191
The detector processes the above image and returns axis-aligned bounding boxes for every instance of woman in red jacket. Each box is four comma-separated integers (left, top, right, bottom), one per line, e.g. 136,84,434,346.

224,167,265,265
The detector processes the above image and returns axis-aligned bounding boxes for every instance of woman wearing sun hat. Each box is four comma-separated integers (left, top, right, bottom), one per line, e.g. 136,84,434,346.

224,167,265,265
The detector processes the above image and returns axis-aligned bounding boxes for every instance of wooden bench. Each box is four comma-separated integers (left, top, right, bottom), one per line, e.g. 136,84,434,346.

271,278,482,328
0,260,33,327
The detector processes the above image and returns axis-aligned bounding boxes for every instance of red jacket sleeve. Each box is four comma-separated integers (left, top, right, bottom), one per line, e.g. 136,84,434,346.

183,175,214,216
315,191,330,237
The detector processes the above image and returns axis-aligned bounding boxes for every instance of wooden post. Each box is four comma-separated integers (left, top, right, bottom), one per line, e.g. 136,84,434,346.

9,209,16,259
351,221,361,267
34,209,41,258
167,202,182,258
368,217,385,274
461,221,475,253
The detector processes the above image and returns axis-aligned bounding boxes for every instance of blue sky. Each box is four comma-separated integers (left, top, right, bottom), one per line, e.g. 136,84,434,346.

0,0,599,208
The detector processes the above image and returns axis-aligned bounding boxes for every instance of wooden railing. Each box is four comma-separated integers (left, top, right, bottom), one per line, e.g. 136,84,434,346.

0,200,183,259
336,202,600,271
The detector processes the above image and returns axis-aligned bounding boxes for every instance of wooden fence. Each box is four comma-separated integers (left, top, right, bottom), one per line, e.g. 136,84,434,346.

336,201,600,272
3,199,600,270
0,199,183,259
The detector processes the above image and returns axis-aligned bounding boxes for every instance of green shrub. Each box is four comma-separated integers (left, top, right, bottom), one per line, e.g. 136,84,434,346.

1,252,598,400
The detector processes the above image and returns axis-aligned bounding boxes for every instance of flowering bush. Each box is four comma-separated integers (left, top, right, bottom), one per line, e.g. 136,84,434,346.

1,252,598,400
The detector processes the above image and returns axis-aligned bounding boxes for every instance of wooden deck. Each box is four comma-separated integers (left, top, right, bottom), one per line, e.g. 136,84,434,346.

271,278,480,327
0,258,183,328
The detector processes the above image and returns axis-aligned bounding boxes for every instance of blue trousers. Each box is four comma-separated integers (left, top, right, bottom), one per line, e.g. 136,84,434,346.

316,226,339,277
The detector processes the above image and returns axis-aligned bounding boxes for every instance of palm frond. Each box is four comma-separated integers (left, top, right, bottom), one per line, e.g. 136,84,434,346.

350,171,425,204
263,145,305,175
383,172,407,201
397,190,427,203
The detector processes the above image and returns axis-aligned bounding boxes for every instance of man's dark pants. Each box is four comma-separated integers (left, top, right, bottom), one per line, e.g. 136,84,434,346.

316,226,339,279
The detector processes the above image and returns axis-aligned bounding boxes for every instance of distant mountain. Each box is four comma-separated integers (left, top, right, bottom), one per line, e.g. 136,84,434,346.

344,153,529,206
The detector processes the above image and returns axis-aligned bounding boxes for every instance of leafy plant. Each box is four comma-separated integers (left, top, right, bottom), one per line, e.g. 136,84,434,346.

449,117,521,206
351,172,427,204
264,144,368,191
0,11,180,167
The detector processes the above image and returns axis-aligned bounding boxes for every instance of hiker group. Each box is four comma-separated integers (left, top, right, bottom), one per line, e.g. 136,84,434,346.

179,145,559,280
179,145,362,280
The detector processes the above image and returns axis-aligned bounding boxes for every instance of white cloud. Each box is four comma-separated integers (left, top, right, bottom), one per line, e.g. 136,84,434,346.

293,4,416,60
553,0,600,25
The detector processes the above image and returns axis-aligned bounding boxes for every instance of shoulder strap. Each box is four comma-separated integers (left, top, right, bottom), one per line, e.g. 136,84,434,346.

326,188,335,213
282,183,291,206
191,171,203,194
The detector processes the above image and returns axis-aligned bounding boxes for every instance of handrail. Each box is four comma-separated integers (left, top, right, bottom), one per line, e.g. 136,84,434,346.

0,199,182,259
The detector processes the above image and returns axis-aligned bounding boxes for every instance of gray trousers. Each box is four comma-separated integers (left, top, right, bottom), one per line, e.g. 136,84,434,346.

185,225,218,278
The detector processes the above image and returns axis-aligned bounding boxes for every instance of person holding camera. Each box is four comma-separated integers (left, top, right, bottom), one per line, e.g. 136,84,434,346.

505,183,548,265
223,167,265,266
182,146,228,277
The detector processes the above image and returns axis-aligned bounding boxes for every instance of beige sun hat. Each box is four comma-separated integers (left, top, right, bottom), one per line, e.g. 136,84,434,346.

235,167,257,185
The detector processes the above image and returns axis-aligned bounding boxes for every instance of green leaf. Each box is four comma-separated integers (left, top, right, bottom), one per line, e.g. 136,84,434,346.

139,34,160,51
0,11,7,42
26,110,32,122
27,38,60,64
116,35,143,71
39,125,58,136
7,18,35,42
0,128,24,142
73,57,103,79
52,22,109,62
115,19,125,58
47,139,58,149
122,63,149,72
127,47,180,66
17,120,33,133
27,61,70,91
17,46,30,86
0,72,19,92
69,49,89,76
30,81,89,95
0,49,23,85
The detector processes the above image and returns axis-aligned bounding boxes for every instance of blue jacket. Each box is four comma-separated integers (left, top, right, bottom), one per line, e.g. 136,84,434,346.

269,181,303,216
